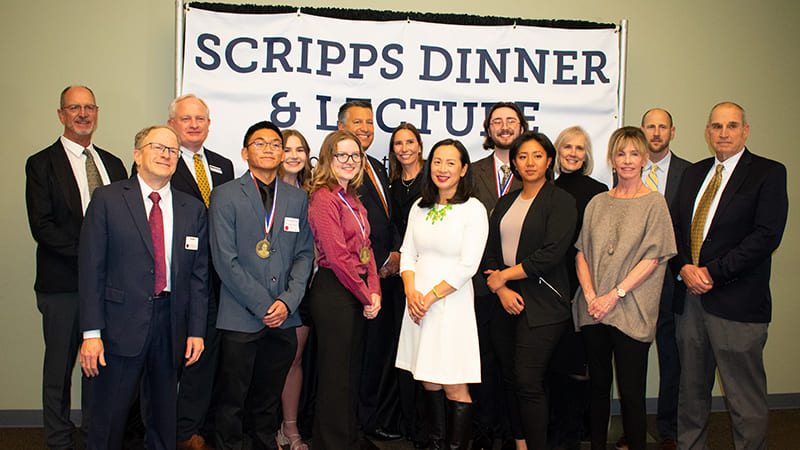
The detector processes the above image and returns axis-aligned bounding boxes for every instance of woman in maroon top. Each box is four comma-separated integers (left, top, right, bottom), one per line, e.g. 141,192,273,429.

307,130,382,450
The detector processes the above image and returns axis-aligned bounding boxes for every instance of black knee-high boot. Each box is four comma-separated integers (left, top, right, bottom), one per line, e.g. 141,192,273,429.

446,400,473,450
425,390,446,450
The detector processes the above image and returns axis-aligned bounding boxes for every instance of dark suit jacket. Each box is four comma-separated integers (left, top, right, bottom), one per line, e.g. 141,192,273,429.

357,155,400,267
482,183,577,327
26,139,127,293
471,153,523,296
79,177,209,367
670,148,787,323
209,172,314,332
659,152,691,313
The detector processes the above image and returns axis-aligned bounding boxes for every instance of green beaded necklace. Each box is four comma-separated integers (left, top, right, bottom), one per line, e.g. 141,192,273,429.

426,203,452,223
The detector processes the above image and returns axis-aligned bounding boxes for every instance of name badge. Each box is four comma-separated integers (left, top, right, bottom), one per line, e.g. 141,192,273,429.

209,165,223,174
283,217,300,233
185,236,199,251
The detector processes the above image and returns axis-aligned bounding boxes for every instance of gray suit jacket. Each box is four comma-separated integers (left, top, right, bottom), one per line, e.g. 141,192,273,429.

209,172,314,332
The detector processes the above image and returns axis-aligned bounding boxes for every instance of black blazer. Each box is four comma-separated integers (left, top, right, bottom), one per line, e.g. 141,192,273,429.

26,140,127,293
670,149,788,323
660,152,691,313
483,183,577,327
357,155,400,267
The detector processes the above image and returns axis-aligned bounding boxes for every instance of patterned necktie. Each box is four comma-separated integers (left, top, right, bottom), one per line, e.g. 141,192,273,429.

645,164,658,191
364,161,389,217
84,148,102,196
148,192,167,295
500,164,511,189
690,165,723,265
193,153,211,207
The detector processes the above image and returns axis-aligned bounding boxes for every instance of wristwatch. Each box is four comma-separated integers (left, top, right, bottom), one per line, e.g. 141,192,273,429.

616,286,626,299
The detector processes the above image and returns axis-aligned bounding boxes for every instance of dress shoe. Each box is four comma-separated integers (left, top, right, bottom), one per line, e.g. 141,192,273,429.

369,427,403,441
659,438,677,450
471,432,492,450
359,437,381,450
615,435,628,450
177,434,214,450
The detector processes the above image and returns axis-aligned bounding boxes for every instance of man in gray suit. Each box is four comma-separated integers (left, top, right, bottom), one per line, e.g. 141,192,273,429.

638,108,690,450
209,121,314,449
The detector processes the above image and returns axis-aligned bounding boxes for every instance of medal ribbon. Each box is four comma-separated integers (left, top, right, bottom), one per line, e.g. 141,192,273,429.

337,191,367,243
251,172,278,236
494,158,514,197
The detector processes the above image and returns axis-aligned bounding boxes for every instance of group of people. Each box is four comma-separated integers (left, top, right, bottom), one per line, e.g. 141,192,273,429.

25,85,787,450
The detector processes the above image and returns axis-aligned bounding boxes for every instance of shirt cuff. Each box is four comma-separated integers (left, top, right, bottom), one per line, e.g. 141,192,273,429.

83,329,101,339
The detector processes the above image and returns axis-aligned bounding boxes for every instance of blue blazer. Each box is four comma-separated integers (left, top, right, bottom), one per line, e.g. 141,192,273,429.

209,172,314,332
79,177,209,368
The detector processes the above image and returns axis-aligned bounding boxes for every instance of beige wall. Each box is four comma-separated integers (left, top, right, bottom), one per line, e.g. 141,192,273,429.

2,0,797,410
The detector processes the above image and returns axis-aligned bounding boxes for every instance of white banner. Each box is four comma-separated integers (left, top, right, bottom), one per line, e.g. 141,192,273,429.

182,8,620,185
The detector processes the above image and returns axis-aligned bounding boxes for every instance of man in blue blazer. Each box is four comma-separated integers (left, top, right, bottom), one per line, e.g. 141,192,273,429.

79,126,209,450
209,121,314,449
671,102,788,450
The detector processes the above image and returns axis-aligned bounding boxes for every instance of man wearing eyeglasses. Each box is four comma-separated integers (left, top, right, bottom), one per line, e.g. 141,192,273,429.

25,85,128,450
470,102,527,450
79,125,209,450
208,121,314,449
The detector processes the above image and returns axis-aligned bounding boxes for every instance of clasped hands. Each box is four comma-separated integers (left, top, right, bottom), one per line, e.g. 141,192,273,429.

585,291,619,322
363,293,382,319
680,264,713,295
406,289,436,325
484,269,525,315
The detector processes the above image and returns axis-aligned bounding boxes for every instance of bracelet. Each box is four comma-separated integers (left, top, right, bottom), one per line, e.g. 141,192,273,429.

432,286,444,299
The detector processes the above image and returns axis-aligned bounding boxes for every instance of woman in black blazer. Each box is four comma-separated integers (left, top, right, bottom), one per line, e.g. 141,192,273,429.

482,131,577,449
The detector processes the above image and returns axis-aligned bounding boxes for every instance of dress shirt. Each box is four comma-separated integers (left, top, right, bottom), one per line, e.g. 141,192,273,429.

692,147,745,241
83,175,174,340
309,184,380,305
180,147,214,189
61,136,112,213
642,151,673,196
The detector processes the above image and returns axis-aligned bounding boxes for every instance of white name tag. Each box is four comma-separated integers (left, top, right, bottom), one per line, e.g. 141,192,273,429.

185,236,199,250
209,165,223,174
283,217,300,233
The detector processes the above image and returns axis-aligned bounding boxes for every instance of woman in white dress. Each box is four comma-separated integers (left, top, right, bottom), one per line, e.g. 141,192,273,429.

396,139,488,450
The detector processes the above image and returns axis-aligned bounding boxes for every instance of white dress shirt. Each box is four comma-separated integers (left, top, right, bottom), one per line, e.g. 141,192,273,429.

642,151,673,196
692,147,745,240
180,147,214,189
61,136,112,213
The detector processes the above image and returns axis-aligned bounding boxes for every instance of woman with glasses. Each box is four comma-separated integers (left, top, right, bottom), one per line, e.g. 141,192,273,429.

307,130,382,450
395,139,488,450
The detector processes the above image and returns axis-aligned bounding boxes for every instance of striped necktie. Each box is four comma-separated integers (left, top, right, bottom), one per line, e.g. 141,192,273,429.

645,164,658,191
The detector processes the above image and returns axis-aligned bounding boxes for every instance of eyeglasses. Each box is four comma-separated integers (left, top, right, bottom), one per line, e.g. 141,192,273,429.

333,153,362,163
247,138,283,152
490,118,519,127
139,142,180,158
62,104,99,114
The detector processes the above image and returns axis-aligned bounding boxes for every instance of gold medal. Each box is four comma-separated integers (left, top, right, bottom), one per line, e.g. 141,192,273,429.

256,238,270,259
359,246,371,264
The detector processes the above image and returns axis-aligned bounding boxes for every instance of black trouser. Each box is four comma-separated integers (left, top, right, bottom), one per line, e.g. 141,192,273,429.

215,325,296,450
581,324,650,450
310,267,367,450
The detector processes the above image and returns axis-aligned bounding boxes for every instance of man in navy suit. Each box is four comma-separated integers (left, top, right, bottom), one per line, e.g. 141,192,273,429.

26,85,127,450
639,108,690,450
209,121,314,449
167,94,234,450
79,126,209,450
671,102,787,450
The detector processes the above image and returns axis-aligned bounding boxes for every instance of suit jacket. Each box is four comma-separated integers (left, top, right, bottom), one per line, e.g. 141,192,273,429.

471,153,524,216
79,177,209,367
357,155,400,267
209,172,314,332
482,183,577,327
26,139,127,293
659,152,691,313
670,148,787,323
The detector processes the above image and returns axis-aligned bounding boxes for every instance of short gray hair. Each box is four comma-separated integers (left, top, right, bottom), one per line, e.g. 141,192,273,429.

168,94,210,119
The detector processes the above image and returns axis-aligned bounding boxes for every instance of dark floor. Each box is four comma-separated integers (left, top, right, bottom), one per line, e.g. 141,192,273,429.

3,410,799,449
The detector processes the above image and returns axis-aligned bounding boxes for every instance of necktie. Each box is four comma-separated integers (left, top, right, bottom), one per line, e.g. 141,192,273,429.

690,165,723,265
84,148,102,196
364,162,389,217
149,192,167,295
194,153,211,207
500,164,511,189
645,164,659,191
